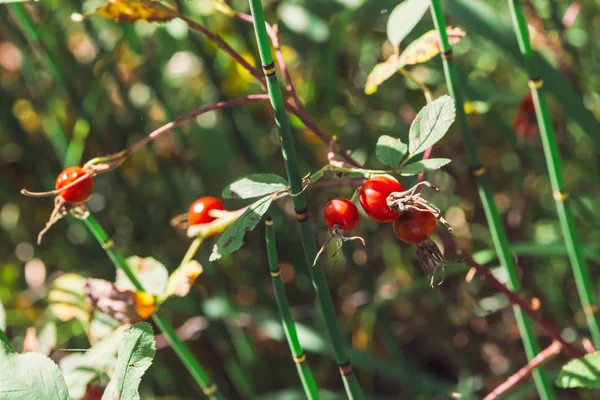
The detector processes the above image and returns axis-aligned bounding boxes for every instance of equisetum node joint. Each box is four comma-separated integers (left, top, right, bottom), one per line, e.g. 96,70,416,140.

270,270,280,277
262,62,276,77
101,239,114,250
552,191,569,202
471,165,487,177
202,384,218,396
338,360,353,376
441,49,453,60
293,353,306,363
295,207,309,223
528,78,544,90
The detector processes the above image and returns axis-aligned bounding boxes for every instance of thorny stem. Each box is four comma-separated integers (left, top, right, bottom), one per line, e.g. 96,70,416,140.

246,0,364,398
83,216,225,400
265,217,320,400
507,0,600,348
429,1,557,398
483,341,562,400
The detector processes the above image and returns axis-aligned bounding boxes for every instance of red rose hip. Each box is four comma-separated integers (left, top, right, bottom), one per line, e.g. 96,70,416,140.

55,166,93,205
188,196,225,226
324,198,359,232
393,208,437,244
359,175,404,222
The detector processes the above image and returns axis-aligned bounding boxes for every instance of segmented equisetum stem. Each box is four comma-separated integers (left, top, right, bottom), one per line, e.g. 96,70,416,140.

265,217,320,399
429,1,556,399
246,1,364,397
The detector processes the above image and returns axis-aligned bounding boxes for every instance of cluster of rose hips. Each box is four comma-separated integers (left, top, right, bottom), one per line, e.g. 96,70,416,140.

323,175,453,285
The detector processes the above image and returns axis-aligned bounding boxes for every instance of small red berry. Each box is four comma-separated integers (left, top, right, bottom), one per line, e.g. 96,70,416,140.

55,166,93,205
392,208,437,244
359,175,404,222
188,196,225,226
324,198,359,232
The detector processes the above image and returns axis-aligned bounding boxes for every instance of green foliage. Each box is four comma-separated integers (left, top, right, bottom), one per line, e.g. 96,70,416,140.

0,300,5,331
60,328,125,399
118,256,169,295
101,323,156,400
398,158,452,176
210,195,275,261
386,0,430,47
222,174,288,199
0,343,69,400
556,352,600,389
376,135,408,169
408,95,456,156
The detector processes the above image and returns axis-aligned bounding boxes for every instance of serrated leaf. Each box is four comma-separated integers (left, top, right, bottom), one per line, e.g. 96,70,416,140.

398,158,451,176
101,323,156,400
376,135,408,168
556,352,600,389
0,345,69,399
210,195,274,261
60,328,125,399
386,0,430,47
409,95,456,156
398,27,466,68
160,261,203,302
223,174,288,199
73,0,173,23
116,257,168,296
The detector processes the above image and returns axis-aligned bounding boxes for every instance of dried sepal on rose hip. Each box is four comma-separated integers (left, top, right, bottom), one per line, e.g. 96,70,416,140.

171,196,242,238
21,166,94,244
313,198,365,267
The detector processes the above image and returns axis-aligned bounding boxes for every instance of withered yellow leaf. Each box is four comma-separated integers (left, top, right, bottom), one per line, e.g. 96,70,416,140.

72,0,173,24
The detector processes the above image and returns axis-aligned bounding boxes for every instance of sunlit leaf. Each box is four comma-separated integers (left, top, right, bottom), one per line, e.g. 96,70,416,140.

223,174,288,199
101,323,156,400
386,0,430,47
160,261,203,302
556,351,600,388
398,158,451,176
37,322,57,356
85,279,156,323
364,53,399,95
210,195,274,261
398,27,466,68
116,256,168,296
60,328,125,399
278,4,329,42
72,0,173,24
365,27,465,95
408,95,456,156
0,344,69,400
0,300,5,331
48,273,90,325
376,135,408,169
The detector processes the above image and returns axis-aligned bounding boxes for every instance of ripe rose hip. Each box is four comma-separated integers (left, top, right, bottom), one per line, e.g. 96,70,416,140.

55,166,94,205
324,198,359,232
359,175,404,222
188,196,225,226
393,208,437,244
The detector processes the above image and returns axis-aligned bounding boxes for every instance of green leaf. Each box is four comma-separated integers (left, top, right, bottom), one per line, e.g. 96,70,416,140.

408,95,456,156
223,174,288,199
556,351,600,389
0,344,69,400
398,158,451,176
60,327,125,399
376,135,408,169
116,257,169,295
101,323,156,400
386,0,430,47
210,195,274,261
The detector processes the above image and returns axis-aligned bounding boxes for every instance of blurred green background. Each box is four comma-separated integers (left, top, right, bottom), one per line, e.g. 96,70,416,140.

1,0,600,398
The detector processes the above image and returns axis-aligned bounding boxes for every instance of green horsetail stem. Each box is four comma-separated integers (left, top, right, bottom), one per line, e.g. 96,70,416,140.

429,1,556,399
246,0,364,398
506,0,600,347
265,217,320,399
84,216,225,400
